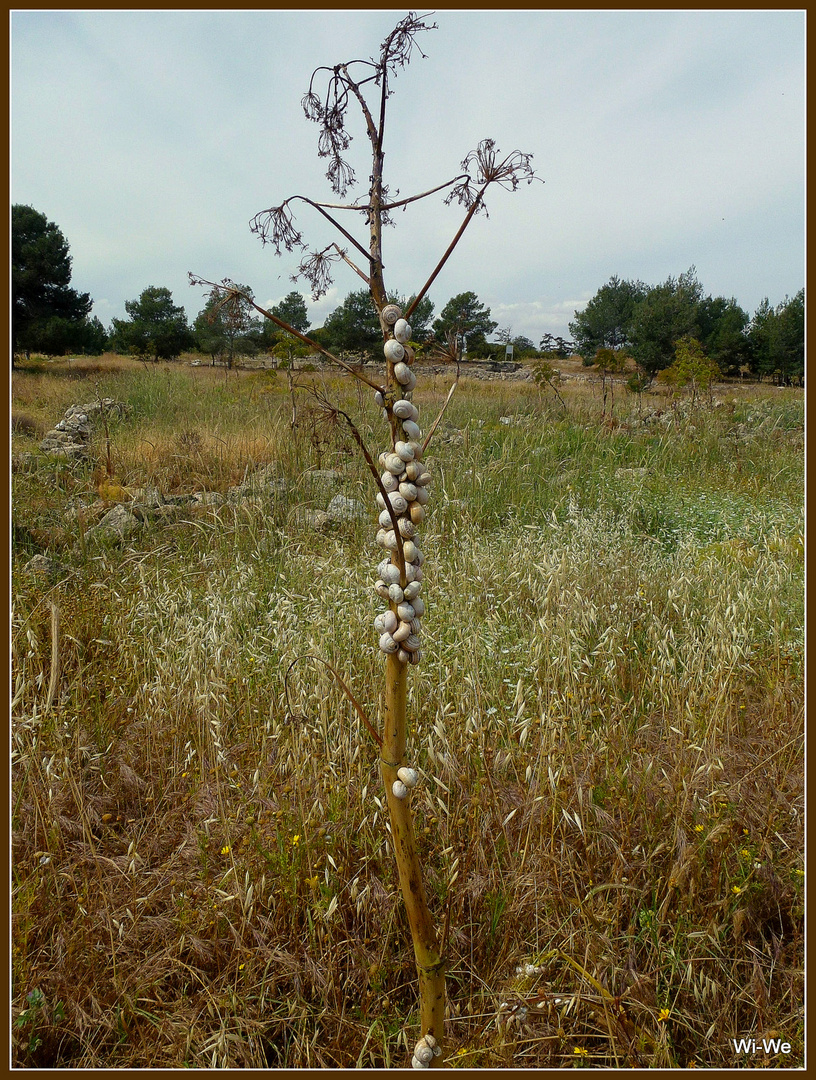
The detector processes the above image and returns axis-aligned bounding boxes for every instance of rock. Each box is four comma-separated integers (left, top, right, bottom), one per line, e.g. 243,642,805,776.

23,554,65,577
85,504,141,543
38,429,90,458
303,468,342,488
326,494,368,524
294,508,330,530
614,467,649,479
228,464,289,502
127,486,165,508
191,491,225,506
39,398,129,460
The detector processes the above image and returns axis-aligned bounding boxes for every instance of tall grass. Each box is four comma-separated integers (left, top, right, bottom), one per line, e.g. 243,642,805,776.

11,361,804,1067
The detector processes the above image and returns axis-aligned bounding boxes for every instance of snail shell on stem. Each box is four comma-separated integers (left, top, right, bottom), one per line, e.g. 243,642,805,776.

394,318,412,344
385,453,406,475
393,399,419,421
374,580,390,600
397,766,418,788
374,610,398,634
393,362,412,385
384,339,405,363
382,303,402,325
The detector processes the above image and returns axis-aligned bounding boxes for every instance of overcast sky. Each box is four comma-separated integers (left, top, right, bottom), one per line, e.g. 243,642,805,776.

11,8,805,344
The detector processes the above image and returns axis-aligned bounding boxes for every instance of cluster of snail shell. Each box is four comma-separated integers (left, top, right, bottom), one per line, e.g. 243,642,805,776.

411,1033,441,1069
372,303,430,669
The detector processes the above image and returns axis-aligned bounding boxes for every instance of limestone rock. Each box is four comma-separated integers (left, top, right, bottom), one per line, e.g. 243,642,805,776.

326,494,368,524
85,504,141,543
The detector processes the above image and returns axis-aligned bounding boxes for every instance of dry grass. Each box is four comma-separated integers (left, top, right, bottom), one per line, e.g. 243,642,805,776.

11,358,804,1068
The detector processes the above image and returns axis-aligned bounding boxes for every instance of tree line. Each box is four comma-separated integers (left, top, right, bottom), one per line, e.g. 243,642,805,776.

12,204,804,384
569,269,804,386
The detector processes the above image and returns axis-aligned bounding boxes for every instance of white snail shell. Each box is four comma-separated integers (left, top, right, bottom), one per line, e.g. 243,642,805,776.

374,610,398,634
374,580,390,600
384,339,405,363
411,1056,426,1070
394,440,415,462
402,538,419,561
378,509,394,529
392,780,409,799
403,562,418,583
397,647,412,664
385,453,406,475
413,1043,434,1064
410,597,425,618
403,580,422,600
398,521,417,542
374,390,385,407
381,471,399,493
379,633,398,654
388,582,404,604
401,419,421,440
393,318,412,343
379,561,401,584
393,621,412,643
393,362,412,385
397,766,419,788
414,487,429,506
403,369,417,391
393,399,418,421
398,482,418,502
382,304,402,325
384,492,408,514
397,601,415,622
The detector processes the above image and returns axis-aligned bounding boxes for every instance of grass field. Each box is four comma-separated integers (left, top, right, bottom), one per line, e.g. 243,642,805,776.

11,355,804,1068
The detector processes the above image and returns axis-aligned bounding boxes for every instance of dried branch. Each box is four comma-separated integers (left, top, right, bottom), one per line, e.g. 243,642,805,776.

188,275,385,392
285,654,382,747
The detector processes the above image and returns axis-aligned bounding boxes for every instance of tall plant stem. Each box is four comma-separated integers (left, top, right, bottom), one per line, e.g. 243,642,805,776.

380,653,446,1059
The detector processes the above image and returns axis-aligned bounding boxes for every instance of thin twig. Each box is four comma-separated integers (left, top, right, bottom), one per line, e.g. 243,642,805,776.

44,601,60,714
421,361,460,456
284,654,381,748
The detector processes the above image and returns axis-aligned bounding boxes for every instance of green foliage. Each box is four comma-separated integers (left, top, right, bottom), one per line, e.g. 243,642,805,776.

111,286,195,362
568,275,647,359
629,267,703,375
432,291,497,355
320,289,434,358
593,346,628,373
659,336,721,403
194,283,262,367
12,204,93,361
321,289,383,356
572,268,767,383
539,333,574,359
747,290,804,385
